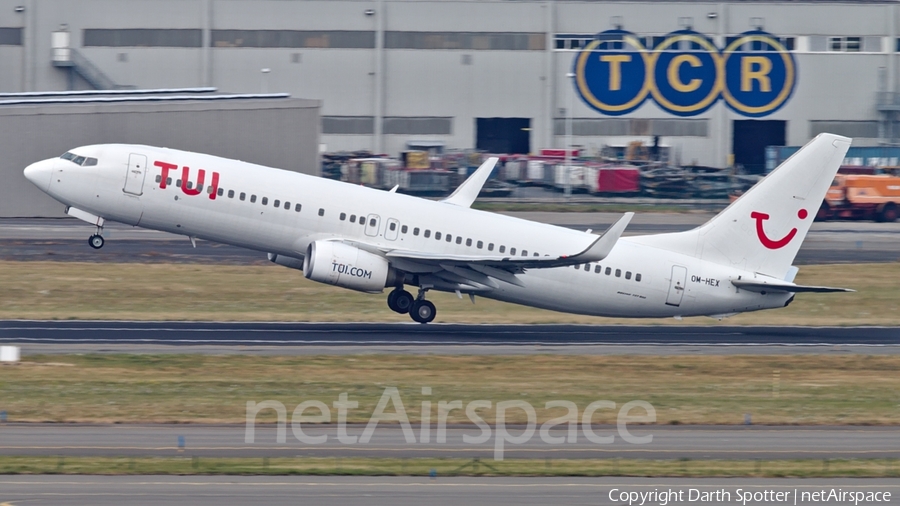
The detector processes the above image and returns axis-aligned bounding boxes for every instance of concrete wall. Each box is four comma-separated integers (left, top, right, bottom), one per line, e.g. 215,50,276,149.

0,97,320,217
0,0,896,168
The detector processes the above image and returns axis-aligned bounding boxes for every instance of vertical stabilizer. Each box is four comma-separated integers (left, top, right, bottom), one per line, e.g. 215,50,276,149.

635,133,851,279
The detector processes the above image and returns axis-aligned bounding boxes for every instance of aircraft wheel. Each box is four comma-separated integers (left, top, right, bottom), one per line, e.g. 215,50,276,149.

389,289,414,314
409,299,436,324
88,234,105,249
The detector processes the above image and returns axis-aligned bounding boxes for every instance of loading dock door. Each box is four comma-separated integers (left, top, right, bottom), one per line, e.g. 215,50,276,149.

476,118,530,154
665,265,688,307
732,120,786,174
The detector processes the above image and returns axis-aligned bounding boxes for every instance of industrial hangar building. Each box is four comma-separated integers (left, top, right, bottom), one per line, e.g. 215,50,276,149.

0,0,897,190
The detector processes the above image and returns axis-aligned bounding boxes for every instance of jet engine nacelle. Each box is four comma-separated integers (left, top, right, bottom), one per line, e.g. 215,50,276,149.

303,240,395,293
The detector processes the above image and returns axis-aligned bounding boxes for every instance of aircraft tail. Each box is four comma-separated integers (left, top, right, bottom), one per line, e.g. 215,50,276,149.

636,133,851,279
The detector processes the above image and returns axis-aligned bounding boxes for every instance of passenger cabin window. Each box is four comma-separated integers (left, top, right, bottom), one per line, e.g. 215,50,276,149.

295,203,302,212
318,208,325,216
636,273,642,282
584,264,590,271
155,175,161,183
217,188,224,197
435,232,442,240
625,271,632,280
499,246,506,253
413,227,420,236
510,248,517,255
605,267,611,275
424,230,431,238
389,222,396,231
488,243,494,251
594,265,602,274
250,195,257,203
274,199,280,207
284,201,290,209
176,179,182,187
455,237,462,244
340,213,347,221
615,269,621,277
522,250,528,256
261,197,268,206
369,218,376,227
446,234,452,242
166,178,172,186
466,238,472,246
401,225,408,234
240,192,246,201
477,240,483,249
350,215,356,223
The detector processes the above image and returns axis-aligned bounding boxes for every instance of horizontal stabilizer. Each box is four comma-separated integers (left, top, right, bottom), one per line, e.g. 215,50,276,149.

732,279,854,293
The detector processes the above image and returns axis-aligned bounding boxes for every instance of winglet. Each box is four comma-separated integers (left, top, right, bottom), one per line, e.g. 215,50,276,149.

441,157,499,208
564,212,633,263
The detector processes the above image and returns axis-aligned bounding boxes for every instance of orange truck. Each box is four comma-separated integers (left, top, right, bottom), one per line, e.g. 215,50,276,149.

818,174,900,222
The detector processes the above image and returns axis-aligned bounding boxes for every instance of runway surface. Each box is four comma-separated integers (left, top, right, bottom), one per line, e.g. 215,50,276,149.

2,476,897,506
1,215,898,264
2,321,898,348
1,424,898,460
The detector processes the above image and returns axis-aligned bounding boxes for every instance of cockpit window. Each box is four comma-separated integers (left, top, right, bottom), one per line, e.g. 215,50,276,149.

59,152,98,166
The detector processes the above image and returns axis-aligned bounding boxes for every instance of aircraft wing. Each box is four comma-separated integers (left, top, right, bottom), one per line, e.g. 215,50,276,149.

731,279,854,293
381,213,633,289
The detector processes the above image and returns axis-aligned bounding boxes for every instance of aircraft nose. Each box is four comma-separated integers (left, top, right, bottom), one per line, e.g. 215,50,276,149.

23,158,55,193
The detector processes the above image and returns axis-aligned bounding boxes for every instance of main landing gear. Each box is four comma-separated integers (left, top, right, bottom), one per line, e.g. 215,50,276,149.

387,287,436,324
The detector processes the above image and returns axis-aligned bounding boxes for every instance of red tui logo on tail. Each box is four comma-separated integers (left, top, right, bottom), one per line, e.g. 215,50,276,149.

750,209,808,250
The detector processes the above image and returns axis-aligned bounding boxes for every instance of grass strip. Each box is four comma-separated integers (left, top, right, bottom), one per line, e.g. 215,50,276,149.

3,354,900,424
1,261,898,324
0,456,897,478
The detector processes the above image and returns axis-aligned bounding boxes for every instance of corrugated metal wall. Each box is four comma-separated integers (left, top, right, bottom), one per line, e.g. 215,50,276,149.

0,97,320,217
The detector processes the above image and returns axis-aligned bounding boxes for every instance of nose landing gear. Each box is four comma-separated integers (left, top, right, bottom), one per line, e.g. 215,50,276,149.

88,234,105,249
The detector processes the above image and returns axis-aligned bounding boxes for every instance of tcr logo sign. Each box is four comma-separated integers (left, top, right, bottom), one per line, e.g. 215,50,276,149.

751,209,808,249
154,161,220,200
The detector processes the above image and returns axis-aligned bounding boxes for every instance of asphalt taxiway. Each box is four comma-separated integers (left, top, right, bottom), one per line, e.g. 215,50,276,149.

1,215,898,264
1,424,898,460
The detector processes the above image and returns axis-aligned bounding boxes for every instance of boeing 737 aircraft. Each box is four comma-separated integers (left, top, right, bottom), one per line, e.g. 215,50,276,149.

23,133,852,323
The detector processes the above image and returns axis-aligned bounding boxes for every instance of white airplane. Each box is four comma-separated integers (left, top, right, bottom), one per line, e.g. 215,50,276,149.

24,133,852,323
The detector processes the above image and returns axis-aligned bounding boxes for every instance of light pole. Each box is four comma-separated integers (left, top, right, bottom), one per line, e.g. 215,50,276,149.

565,72,575,197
